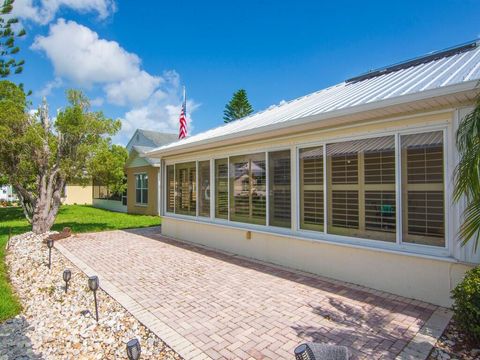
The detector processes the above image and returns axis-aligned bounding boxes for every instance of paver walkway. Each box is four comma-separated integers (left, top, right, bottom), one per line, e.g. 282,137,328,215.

56,227,451,360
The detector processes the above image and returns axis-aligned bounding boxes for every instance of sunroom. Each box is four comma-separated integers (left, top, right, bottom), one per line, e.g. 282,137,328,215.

148,41,480,306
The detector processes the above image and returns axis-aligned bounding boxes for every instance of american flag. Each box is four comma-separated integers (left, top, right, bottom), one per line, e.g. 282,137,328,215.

178,86,187,139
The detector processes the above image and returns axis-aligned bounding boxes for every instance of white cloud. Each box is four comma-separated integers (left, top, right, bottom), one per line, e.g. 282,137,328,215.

32,19,159,105
32,19,140,86
36,77,63,97
32,19,199,142
119,71,199,139
90,97,104,107
13,0,116,25
104,70,161,106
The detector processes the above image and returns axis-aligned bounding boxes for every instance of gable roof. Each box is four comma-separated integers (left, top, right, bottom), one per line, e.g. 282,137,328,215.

148,41,480,157
126,129,177,151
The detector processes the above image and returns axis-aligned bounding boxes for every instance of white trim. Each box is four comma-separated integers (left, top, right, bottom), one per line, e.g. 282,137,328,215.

196,161,199,217
161,120,452,257
148,82,478,157
134,172,148,205
162,214,453,261
395,133,402,245
210,158,215,220
265,151,270,227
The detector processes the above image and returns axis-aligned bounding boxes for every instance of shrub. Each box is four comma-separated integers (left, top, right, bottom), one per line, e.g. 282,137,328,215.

452,266,480,345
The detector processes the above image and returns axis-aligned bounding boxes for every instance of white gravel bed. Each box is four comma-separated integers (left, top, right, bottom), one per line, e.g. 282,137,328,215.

1,231,182,360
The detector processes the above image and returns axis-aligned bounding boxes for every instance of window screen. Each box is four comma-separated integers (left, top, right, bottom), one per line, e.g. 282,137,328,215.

198,161,210,217
229,153,266,225
401,131,444,246
300,146,324,231
269,150,291,228
215,158,228,219
327,136,396,241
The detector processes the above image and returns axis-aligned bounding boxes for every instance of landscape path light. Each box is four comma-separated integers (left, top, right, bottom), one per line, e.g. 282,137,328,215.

46,239,54,269
294,343,315,360
88,275,99,322
126,338,141,360
63,269,71,293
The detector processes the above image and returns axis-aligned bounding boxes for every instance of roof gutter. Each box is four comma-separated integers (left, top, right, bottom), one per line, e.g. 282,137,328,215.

147,79,479,158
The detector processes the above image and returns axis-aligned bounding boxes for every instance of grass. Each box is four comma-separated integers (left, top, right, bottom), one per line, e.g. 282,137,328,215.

0,204,160,322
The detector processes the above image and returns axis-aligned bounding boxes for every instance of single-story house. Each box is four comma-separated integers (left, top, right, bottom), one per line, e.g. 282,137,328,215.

147,41,480,307
0,184,18,202
125,129,178,215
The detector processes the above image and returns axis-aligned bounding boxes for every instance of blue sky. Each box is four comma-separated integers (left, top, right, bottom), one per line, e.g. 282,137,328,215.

10,0,480,144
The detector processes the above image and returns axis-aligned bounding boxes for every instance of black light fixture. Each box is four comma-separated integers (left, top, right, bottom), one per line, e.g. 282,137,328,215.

294,343,315,360
88,275,99,322
46,239,54,269
63,269,71,293
126,338,141,360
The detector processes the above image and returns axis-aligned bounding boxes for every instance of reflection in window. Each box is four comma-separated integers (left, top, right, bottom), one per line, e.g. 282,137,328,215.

269,150,291,228
135,173,148,205
198,161,210,217
401,131,444,247
175,162,196,216
229,153,266,225
166,165,174,212
327,136,396,242
300,146,324,231
215,159,228,219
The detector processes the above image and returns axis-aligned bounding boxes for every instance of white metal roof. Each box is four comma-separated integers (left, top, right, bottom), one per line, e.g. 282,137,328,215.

148,42,480,157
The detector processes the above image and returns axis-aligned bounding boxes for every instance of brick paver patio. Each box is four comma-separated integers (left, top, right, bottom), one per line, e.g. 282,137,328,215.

56,227,451,360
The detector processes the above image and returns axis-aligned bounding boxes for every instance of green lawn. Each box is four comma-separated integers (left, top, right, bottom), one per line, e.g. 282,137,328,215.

0,205,160,322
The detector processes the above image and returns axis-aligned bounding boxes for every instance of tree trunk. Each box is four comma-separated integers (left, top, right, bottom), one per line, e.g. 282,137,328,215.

30,172,64,235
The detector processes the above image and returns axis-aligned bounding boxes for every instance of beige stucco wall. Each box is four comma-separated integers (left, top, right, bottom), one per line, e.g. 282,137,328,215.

63,185,92,205
126,165,159,215
162,216,472,307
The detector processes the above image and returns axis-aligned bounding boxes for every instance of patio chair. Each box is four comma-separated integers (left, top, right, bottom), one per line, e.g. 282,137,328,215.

294,342,349,360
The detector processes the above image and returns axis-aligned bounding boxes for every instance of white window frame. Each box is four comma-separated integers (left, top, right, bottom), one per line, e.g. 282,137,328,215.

161,122,451,258
134,172,148,206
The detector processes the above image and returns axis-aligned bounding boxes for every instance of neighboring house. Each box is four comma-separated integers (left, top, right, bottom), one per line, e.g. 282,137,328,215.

0,185,18,202
62,184,93,205
125,129,178,215
147,41,480,307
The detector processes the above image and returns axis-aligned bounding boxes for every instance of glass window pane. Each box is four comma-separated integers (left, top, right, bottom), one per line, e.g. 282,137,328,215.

229,153,266,225
215,159,228,219
269,150,291,228
198,161,210,217
166,165,175,212
135,175,141,189
142,189,148,204
136,189,141,204
175,162,196,216
300,146,324,231
142,174,148,189
327,136,396,242
401,131,444,246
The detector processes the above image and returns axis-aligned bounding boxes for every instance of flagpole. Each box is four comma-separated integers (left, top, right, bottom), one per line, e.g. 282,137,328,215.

183,85,186,117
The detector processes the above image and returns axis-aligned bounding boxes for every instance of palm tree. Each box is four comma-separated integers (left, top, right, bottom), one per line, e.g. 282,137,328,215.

454,96,480,251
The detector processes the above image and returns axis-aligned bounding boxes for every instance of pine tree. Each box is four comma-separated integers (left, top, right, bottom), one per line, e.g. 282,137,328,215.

223,89,253,123
0,0,26,77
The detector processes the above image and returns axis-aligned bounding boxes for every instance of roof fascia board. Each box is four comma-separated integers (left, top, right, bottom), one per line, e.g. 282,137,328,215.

147,79,479,157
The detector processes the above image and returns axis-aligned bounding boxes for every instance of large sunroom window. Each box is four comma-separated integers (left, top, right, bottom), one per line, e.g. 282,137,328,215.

198,160,210,217
215,158,228,219
326,136,396,242
166,165,174,212
229,153,266,225
300,146,324,231
175,162,196,216
269,150,291,228
401,131,444,247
